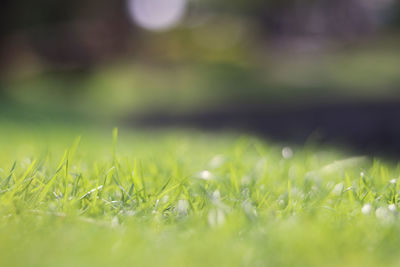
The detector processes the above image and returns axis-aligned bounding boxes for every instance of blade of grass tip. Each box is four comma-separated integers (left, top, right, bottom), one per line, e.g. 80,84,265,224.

361,191,371,202
361,173,371,191
112,127,118,162
65,151,69,177
2,161,16,188
126,159,139,202
55,150,69,174
156,177,172,196
379,165,388,186
80,185,104,200
99,166,115,199
182,184,195,211
168,182,185,206
7,176,36,201
72,174,82,197
133,159,145,200
63,151,69,199
358,173,364,200
157,182,180,200
23,176,35,201
21,160,37,180
139,160,147,200
37,150,68,203
12,160,37,195
91,181,100,208
126,158,135,184
345,173,355,203
229,163,240,194
286,179,292,211
69,136,81,160
128,182,134,197
112,174,133,202
64,137,81,200
111,162,124,198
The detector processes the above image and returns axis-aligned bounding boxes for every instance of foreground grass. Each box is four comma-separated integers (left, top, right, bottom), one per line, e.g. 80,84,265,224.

1,124,400,266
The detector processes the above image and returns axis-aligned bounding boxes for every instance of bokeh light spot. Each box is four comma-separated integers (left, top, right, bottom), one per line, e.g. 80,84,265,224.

127,0,187,31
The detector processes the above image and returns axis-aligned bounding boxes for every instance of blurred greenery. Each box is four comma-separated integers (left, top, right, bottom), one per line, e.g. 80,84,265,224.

1,0,400,123
2,37,400,123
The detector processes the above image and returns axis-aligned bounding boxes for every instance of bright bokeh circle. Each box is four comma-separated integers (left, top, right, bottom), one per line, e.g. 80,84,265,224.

127,0,187,31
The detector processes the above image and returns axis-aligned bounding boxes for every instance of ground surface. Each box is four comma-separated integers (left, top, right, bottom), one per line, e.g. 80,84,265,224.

1,123,400,266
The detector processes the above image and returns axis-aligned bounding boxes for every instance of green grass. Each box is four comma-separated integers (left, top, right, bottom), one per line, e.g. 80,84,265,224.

1,123,400,266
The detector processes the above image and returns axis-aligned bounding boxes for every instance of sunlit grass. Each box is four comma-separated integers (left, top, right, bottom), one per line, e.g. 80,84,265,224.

1,124,400,266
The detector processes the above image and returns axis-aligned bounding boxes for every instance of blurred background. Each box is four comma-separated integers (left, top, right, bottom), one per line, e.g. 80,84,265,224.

1,0,400,153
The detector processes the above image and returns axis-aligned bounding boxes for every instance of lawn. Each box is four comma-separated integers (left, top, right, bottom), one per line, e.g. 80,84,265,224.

1,122,400,266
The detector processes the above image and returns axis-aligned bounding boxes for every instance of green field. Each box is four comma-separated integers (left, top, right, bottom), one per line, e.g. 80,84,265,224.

1,123,400,266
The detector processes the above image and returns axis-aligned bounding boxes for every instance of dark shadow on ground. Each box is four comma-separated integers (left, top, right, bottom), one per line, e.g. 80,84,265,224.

131,100,400,157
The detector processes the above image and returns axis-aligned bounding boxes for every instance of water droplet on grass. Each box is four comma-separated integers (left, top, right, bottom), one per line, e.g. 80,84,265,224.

211,190,221,202
362,203,372,215
282,147,293,159
177,199,189,214
332,183,344,196
197,170,213,180
161,195,169,203
376,207,394,225
388,204,396,212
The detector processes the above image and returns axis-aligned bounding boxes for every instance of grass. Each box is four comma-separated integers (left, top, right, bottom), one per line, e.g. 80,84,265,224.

1,123,400,266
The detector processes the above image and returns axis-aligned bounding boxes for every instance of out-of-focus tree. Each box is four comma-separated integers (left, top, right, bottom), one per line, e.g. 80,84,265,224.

392,1,400,27
0,0,133,71
1,0,399,72
195,0,398,38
